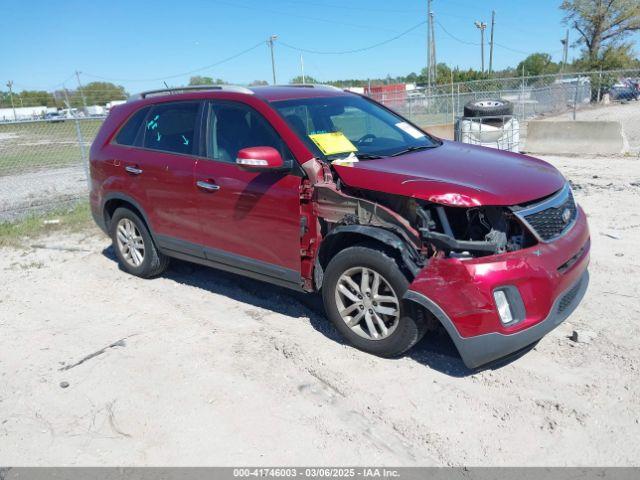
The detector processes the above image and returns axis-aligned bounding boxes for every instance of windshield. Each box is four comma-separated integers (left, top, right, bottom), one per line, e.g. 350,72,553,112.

272,95,439,160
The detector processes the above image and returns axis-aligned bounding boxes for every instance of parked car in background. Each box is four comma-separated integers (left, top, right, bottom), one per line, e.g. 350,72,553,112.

90,84,590,369
45,111,64,123
609,80,640,101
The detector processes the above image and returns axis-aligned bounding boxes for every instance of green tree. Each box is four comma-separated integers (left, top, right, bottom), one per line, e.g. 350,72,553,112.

561,0,640,68
290,75,319,84
189,75,214,85
573,41,640,70
17,90,56,107
249,80,269,86
188,76,227,85
79,82,127,105
517,53,561,76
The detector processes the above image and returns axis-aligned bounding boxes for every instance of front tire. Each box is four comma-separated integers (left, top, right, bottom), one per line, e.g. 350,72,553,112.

322,245,426,357
110,207,169,278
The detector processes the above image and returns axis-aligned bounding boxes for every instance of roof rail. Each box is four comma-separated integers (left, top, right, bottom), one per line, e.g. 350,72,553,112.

129,84,254,101
274,84,343,91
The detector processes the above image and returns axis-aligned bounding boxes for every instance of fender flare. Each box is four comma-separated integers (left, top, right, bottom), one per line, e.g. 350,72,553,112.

316,225,423,289
101,192,154,235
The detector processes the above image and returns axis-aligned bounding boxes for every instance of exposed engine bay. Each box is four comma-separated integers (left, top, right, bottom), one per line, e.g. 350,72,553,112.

301,158,538,280
347,186,536,256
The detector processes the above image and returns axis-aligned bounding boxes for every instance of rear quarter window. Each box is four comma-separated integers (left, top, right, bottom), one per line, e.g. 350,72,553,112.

114,106,151,146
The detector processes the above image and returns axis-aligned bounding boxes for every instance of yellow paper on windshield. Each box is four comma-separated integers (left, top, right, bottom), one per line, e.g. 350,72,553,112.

308,132,357,156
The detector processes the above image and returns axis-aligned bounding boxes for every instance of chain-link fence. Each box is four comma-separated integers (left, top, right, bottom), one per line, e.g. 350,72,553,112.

1,68,638,221
372,68,640,127
0,116,99,221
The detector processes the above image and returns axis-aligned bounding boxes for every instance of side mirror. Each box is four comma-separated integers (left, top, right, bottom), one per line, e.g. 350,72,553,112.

236,146,284,171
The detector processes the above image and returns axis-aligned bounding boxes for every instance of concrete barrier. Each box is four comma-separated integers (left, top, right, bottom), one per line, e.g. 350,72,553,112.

422,123,454,140
524,120,628,155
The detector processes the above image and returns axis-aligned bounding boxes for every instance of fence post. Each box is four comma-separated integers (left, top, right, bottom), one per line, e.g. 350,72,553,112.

451,72,455,125
74,117,89,186
64,87,89,186
573,80,579,120
597,69,603,103
520,66,525,121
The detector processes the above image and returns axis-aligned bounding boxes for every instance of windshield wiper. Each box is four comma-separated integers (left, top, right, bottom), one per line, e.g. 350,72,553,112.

354,153,384,159
390,145,436,157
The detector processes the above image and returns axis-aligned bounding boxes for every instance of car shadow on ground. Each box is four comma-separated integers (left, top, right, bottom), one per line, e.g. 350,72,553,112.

102,246,531,378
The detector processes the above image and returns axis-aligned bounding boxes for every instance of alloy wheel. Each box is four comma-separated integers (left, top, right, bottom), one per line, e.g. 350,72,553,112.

116,218,145,267
334,266,400,340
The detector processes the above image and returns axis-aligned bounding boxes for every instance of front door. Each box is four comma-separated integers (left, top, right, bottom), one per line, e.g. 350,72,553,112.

193,100,303,285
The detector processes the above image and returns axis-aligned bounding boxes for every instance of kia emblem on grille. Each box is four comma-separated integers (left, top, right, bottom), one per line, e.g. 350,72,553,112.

561,208,572,224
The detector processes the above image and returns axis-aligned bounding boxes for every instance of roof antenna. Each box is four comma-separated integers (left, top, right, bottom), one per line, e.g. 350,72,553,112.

163,81,175,94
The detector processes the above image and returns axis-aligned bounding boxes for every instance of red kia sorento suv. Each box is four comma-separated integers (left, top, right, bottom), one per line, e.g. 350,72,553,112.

90,85,590,368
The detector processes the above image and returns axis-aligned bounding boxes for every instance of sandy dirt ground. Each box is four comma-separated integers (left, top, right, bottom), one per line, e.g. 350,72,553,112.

1,154,639,466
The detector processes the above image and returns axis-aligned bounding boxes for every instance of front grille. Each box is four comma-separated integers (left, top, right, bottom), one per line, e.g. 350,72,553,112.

557,277,583,314
522,189,577,241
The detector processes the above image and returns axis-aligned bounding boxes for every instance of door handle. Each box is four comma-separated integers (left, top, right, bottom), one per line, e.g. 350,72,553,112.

125,165,143,175
196,180,220,192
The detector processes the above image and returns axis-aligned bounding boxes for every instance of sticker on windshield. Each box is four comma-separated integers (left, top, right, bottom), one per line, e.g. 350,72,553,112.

395,122,426,139
308,132,357,156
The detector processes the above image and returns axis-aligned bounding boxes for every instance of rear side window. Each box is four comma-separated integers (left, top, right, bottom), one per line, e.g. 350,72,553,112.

142,102,200,155
115,106,150,146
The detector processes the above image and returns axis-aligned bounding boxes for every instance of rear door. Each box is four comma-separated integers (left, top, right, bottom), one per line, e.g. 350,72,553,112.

193,100,303,284
119,100,203,246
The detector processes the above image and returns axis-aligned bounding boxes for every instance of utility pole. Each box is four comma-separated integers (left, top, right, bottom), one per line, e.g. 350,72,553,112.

75,70,88,114
474,21,487,73
560,30,569,74
430,10,436,83
488,10,495,75
6,80,17,121
300,53,306,84
267,35,278,85
426,0,432,91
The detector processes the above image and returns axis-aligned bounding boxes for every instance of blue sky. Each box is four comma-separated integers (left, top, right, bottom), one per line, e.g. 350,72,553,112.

2,0,634,93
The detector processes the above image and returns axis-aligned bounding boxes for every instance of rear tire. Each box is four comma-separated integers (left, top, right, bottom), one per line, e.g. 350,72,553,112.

110,207,169,278
322,245,426,357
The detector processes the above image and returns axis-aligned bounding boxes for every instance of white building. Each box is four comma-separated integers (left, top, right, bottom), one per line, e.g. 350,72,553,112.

0,106,49,122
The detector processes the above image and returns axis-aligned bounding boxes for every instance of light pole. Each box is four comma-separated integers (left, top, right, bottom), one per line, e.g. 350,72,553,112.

267,35,278,85
474,21,487,73
560,30,569,74
488,11,495,75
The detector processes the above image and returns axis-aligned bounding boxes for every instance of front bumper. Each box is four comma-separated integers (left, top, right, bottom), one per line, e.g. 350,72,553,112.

405,206,590,369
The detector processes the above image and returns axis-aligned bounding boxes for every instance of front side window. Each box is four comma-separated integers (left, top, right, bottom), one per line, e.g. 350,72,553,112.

272,95,439,160
142,102,200,155
206,101,293,166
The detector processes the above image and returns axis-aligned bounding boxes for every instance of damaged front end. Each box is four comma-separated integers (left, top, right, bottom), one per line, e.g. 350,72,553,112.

300,158,538,292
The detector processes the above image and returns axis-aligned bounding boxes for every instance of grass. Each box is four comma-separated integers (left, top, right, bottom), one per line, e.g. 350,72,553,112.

0,201,94,247
0,119,102,176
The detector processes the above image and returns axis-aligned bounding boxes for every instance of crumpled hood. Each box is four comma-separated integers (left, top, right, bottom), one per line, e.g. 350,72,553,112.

332,140,566,207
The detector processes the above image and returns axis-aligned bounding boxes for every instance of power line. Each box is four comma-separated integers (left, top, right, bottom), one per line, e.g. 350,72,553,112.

81,41,265,83
209,0,401,33
435,19,479,46
279,20,427,55
437,19,563,57
494,42,564,56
